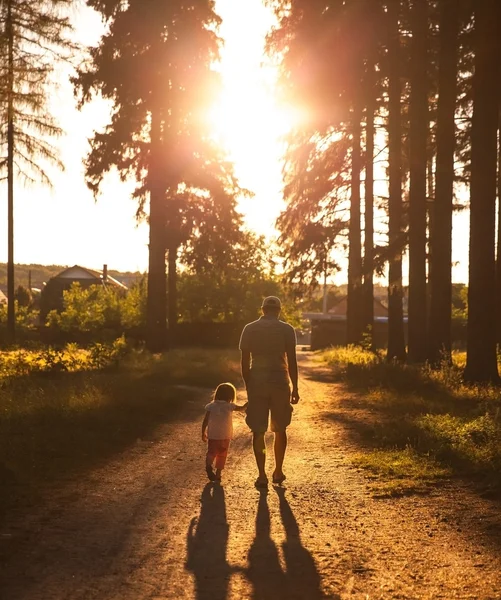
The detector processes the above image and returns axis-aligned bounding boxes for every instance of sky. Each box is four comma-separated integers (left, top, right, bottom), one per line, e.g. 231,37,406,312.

0,0,470,283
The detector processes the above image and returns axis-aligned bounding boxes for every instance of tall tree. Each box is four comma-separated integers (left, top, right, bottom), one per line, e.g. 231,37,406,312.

497,111,501,347
407,0,429,362
75,0,240,352
362,59,376,339
346,103,363,343
386,0,406,361
0,0,74,341
464,0,501,383
428,0,459,364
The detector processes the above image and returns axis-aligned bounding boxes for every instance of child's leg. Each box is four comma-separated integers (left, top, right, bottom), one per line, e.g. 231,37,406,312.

206,440,217,480
214,439,230,473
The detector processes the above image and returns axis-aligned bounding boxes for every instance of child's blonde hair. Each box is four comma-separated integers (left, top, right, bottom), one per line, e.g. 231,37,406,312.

214,382,236,403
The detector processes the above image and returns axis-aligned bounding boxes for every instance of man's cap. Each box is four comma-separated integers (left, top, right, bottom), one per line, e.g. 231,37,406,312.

262,296,281,309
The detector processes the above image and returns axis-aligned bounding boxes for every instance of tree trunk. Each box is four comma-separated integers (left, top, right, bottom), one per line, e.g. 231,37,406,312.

146,109,167,353
408,0,429,363
428,0,458,365
362,59,375,341
497,111,501,347
387,0,406,362
464,0,501,383
7,0,15,343
167,243,178,348
347,103,363,344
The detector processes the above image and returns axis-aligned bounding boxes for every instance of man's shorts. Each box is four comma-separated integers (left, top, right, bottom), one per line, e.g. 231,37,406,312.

245,381,293,433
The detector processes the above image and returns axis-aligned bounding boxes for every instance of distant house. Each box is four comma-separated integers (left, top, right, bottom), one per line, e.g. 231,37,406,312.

303,295,398,350
40,264,127,321
0,289,7,305
303,295,389,323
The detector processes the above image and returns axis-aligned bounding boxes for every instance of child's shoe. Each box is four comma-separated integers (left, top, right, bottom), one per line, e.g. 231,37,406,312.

206,465,216,481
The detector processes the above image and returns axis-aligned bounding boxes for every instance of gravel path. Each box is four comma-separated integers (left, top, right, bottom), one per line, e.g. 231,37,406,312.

1,352,501,599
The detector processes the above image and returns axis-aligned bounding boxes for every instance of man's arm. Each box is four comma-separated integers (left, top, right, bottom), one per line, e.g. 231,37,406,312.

286,348,300,403
286,326,300,403
241,350,251,388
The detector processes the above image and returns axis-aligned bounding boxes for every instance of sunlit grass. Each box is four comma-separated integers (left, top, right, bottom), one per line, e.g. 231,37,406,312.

321,346,501,493
0,346,241,506
353,447,451,497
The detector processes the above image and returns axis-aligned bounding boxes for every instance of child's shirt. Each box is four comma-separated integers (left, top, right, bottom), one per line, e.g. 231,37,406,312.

205,400,238,440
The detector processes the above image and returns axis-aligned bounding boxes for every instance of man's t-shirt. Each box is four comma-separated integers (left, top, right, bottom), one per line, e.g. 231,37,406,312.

205,401,238,440
239,315,296,385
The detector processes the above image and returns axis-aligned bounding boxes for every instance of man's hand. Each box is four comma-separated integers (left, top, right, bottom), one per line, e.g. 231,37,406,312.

291,387,300,404
202,431,208,442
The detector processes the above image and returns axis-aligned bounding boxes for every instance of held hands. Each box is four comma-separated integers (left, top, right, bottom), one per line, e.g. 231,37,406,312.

202,431,208,442
291,387,300,405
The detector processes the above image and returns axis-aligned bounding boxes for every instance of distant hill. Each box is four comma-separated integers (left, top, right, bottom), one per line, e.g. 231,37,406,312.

0,264,144,292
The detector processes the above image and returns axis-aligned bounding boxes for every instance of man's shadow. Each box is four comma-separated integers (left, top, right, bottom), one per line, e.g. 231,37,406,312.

247,489,287,600
247,487,334,600
186,483,230,600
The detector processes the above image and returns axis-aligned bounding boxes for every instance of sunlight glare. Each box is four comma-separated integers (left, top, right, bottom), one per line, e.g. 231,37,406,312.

211,0,297,237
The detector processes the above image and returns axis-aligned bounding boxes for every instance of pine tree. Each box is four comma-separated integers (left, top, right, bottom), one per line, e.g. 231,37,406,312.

428,0,459,364
386,0,406,362
0,0,74,341
75,0,241,352
407,0,429,363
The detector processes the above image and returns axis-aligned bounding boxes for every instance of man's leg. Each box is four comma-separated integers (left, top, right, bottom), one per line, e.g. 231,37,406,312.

273,430,287,480
252,432,267,481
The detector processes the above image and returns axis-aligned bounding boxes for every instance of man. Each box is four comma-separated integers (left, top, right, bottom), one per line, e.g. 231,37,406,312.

239,296,300,488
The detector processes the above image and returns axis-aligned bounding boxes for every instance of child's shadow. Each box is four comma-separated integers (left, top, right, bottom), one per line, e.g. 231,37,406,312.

186,483,230,600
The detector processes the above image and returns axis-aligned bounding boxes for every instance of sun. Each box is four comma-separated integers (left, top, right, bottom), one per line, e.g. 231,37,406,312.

209,0,297,237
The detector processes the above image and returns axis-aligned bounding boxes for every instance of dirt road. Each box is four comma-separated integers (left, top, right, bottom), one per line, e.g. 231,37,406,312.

2,352,501,599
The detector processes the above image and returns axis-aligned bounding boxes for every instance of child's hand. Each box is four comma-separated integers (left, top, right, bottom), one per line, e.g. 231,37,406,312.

202,431,208,442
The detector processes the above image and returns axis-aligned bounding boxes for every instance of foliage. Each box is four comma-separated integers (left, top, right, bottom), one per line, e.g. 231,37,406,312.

14,285,31,308
0,302,38,330
74,0,225,202
88,336,129,369
46,282,142,333
176,229,301,326
176,270,301,328
0,0,76,185
322,345,501,492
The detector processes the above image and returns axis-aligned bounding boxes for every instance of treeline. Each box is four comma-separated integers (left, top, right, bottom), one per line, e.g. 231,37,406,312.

270,0,501,382
0,264,142,291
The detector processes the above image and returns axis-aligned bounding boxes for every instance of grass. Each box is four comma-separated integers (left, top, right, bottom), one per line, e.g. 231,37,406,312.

0,345,241,514
353,447,451,497
321,346,501,495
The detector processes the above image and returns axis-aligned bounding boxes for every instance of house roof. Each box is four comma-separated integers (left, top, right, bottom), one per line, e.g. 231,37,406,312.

329,295,388,318
51,265,127,290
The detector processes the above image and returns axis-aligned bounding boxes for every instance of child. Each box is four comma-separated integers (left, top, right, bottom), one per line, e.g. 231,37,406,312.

202,382,247,481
